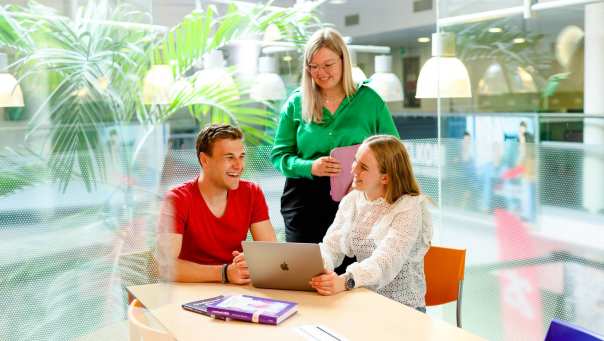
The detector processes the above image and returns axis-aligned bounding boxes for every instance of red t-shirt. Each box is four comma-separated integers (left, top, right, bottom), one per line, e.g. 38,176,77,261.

159,178,270,265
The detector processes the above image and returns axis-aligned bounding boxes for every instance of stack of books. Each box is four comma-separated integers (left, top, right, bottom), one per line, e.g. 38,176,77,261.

183,294,297,325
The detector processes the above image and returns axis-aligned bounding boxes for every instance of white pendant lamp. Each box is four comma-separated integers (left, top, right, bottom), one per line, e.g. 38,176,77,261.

416,32,472,98
0,53,24,107
251,56,286,101
349,50,367,85
194,50,239,100
512,66,537,93
369,55,403,102
477,63,507,95
142,64,175,105
478,62,536,95
263,23,282,43
352,66,367,85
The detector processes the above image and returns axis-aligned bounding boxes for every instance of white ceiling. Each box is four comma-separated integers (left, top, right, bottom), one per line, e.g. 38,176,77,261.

4,0,588,49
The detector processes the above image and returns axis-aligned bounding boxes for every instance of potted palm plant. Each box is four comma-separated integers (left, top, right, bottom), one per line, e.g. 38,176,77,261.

0,2,318,340
0,0,316,191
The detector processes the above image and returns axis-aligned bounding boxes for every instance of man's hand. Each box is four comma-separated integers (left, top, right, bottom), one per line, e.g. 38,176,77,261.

310,270,346,295
311,156,342,177
227,251,250,284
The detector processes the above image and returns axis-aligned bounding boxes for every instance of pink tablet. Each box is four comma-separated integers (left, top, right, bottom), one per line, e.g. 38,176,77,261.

329,144,360,202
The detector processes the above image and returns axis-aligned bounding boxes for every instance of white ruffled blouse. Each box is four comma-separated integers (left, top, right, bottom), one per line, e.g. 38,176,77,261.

319,190,433,308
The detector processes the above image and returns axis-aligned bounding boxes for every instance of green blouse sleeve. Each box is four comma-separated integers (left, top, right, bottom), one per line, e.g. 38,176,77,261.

270,97,314,179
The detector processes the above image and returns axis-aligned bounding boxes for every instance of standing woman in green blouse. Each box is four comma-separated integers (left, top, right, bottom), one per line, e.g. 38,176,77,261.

270,28,400,271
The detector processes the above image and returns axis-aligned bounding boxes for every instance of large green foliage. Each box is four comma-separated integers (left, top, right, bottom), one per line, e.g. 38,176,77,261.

0,1,318,193
0,4,319,340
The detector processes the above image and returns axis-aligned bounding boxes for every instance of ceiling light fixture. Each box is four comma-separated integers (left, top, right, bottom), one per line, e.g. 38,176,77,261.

0,53,24,107
194,50,239,100
263,24,282,43
251,56,286,101
349,50,367,84
369,55,403,102
478,62,536,95
142,64,174,105
416,32,472,98
417,37,431,43
513,37,526,44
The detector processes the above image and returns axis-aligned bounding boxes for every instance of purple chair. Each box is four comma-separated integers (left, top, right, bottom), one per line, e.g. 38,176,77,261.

545,320,604,341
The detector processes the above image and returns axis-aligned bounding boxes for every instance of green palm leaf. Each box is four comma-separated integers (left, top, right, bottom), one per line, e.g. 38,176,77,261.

0,147,47,197
0,1,318,193
1,2,161,192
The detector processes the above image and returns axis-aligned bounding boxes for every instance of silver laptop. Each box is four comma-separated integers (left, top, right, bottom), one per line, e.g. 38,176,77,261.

241,241,324,291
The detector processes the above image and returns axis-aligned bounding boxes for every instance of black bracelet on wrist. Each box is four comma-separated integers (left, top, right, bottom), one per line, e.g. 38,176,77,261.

222,263,229,284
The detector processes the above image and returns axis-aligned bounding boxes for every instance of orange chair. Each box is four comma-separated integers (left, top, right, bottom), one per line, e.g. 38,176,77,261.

424,246,466,328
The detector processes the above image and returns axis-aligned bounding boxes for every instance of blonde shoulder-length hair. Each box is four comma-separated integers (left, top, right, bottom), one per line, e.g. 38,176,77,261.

302,27,356,123
363,135,421,204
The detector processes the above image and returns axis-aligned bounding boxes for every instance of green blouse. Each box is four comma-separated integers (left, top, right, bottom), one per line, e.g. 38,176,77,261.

270,82,400,179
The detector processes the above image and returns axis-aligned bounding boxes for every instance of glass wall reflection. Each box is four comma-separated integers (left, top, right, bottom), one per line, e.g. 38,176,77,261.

434,1,604,340
1,1,603,340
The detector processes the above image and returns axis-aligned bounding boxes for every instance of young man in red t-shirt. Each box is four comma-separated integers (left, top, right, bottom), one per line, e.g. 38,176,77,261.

157,124,276,283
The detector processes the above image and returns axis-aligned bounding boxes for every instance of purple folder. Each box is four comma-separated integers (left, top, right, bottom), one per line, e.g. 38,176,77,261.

206,295,298,325
329,144,360,202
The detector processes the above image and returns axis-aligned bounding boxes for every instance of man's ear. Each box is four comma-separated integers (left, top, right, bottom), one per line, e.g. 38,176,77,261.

199,152,209,168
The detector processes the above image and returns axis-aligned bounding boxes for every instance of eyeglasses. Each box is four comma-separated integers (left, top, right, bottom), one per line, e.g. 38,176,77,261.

306,59,340,74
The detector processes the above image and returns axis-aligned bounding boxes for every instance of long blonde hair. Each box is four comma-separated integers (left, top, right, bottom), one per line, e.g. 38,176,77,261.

364,135,421,204
302,27,356,123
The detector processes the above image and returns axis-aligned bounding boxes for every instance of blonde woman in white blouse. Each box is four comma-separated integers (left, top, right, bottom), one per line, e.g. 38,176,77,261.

310,135,433,311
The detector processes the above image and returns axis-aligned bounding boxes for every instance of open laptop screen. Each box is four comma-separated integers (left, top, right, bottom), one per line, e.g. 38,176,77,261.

242,241,324,291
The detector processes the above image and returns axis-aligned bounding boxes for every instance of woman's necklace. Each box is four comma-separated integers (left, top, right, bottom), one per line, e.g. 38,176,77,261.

322,93,345,105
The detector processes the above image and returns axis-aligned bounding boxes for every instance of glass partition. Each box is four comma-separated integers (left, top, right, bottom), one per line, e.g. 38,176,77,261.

2,0,603,340
0,1,313,339
436,0,604,340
